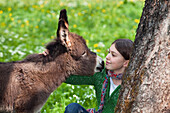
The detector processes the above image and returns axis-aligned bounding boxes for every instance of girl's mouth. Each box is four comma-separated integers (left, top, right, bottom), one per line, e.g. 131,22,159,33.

106,61,110,65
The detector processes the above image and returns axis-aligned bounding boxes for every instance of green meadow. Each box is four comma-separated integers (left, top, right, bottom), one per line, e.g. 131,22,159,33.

0,0,144,112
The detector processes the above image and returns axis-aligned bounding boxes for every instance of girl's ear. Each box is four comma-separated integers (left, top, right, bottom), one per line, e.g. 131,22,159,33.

123,60,129,67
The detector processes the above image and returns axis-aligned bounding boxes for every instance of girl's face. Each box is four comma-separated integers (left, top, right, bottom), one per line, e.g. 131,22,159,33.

105,44,129,74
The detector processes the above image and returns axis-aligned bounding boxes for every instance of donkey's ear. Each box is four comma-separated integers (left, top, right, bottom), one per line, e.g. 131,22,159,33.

57,9,71,49
57,19,71,48
59,9,69,28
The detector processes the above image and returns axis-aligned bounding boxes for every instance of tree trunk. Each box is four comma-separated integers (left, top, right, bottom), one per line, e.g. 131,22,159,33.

115,0,170,113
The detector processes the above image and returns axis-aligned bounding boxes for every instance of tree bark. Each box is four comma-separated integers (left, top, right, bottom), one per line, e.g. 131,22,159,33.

115,0,170,113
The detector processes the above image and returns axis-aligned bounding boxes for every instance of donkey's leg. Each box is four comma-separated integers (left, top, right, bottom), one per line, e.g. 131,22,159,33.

14,90,48,113
14,92,37,113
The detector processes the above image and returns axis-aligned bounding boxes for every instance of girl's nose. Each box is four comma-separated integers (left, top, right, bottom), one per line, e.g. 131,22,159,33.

106,53,110,60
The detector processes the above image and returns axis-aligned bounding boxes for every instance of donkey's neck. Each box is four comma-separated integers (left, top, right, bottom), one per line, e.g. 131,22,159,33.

32,54,71,92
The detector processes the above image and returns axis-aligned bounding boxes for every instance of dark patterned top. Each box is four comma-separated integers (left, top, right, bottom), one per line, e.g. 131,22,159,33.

65,68,121,113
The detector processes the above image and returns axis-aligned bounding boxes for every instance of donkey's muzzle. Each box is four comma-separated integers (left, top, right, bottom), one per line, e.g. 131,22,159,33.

97,60,104,72
95,56,104,72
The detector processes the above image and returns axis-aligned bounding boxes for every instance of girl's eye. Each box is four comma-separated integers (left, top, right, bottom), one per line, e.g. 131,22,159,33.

112,54,115,57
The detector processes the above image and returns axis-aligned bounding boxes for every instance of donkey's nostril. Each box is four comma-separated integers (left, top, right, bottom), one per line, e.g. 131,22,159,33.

98,60,104,72
101,61,104,69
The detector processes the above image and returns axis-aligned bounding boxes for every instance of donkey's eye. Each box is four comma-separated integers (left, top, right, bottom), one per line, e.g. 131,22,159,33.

82,51,86,57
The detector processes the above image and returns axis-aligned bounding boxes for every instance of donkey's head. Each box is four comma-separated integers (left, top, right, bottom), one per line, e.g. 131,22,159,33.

46,9,104,76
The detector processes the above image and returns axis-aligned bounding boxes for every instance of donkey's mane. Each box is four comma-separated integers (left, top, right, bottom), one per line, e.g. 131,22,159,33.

25,38,67,62
6,38,67,64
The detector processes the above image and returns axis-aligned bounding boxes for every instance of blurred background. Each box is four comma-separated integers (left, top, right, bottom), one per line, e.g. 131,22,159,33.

0,0,144,112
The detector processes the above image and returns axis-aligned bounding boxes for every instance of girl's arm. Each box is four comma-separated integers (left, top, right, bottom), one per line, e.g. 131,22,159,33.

65,73,98,85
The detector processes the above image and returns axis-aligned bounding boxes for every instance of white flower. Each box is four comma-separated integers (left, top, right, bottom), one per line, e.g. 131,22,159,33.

73,94,80,100
17,51,26,56
98,42,105,47
24,34,28,37
4,30,9,33
14,34,19,38
1,36,5,43
0,52,3,57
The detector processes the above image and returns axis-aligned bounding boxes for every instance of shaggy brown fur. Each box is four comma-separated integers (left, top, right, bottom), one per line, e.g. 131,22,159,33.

0,9,104,113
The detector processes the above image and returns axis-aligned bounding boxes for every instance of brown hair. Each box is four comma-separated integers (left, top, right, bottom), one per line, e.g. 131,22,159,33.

112,39,133,60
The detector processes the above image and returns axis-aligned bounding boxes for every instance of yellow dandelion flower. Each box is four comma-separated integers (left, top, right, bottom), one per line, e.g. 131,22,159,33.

114,34,118,37
118,18,121,22
94,44,98,48
86,40,89,45
96,49,101,52
25,20,29,24
0,10,3,14
88,4,91,8
9,25,12,28
60,2,64,6
11,17,14,21
133,25,136,29
42,43,44,45
18,20,21,23
73,24,77,28
78,12,81,16
1,22,6,27
8,7,12,11
32,5,38,8
21,24,24,27
41,9,45,12
24,7,28,10
44,1,48,4
25,20,29,26
9,13,12,17
35,25,39,28
119,1,124,5
134,19,140,23
51,36,55,39
47,10,50,13
40,4,44,8
102,9,106,13
52,13,55,16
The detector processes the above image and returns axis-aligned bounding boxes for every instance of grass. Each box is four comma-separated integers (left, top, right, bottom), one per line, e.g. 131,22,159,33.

0,0,144,112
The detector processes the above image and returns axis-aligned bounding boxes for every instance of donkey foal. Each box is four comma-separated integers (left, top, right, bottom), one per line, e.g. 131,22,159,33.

0,9,104,113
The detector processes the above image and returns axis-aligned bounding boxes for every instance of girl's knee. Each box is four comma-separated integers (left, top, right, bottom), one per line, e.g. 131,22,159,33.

67,103,80,108
65,103,88,113
65,103,80,113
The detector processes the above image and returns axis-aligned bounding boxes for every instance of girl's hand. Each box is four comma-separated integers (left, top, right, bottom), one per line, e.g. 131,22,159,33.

40,49,49,56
